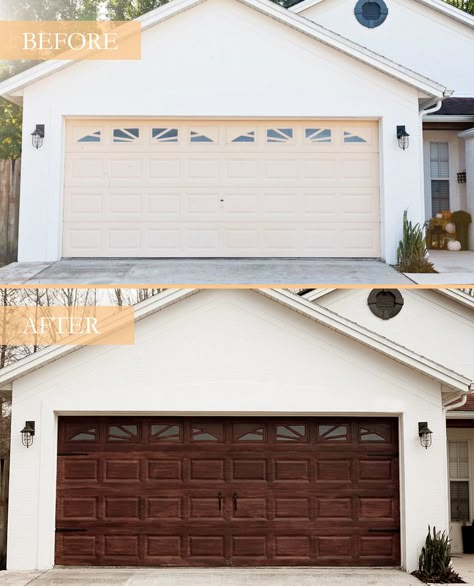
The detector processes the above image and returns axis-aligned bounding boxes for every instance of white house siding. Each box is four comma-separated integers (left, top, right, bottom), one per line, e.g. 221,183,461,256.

312,288,474,380
423,130,467,220
18,0,425,263
294,0,474,96
7,289,449,571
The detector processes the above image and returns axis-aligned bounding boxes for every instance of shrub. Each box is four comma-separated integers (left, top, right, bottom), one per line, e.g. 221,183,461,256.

412,526,465,583
396,210,435,273
450,211,472,225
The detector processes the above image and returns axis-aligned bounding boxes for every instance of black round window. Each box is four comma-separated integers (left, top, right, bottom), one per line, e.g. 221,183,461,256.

367,289,404,320
354,0,388,28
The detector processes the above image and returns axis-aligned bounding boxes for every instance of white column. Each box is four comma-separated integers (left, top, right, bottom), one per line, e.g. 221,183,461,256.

458,128,474,251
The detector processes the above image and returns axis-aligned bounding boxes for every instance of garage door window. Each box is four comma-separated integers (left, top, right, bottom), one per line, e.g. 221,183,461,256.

113,128,140,142
449,440,470,522
78,130,101,143
152,128,178,142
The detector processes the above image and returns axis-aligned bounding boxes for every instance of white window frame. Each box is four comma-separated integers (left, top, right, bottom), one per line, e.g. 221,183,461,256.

448,439,471,522
429,142,450,214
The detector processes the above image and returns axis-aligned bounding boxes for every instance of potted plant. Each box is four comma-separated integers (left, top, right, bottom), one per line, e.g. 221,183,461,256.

451,211,472,251
412,526,465,583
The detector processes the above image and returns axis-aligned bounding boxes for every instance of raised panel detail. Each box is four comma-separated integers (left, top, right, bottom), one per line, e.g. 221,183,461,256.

190,497,223,519
104,536,139,557
232,460,266,481
60,497,97,519
274,460,309,481
232,536,266,557
148,460,182,480
105,497,139,519
62,535,96,557
146,536,182,557
104,460,140,481
232,497,266,519
275,536,311,558
359,498,394,519
316,460,352,482
63,459,98,481
359,460,392,481
317,497,352,519
189,536,224,557
147,498,182,519
190,459,224,480
360,536,395,558
318,536,354,558
275,498,310,519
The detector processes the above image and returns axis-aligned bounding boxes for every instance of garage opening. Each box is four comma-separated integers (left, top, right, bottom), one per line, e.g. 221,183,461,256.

63,120,380,258
56,416,400,566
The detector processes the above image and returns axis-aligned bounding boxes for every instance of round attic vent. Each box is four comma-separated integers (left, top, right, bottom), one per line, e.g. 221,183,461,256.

354,0,388,28
367,289,404,320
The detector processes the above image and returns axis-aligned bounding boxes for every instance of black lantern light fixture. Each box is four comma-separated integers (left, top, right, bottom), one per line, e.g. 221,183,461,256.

21,421,35,448
396,125,410,150
31,124,45,149
418,421,433,449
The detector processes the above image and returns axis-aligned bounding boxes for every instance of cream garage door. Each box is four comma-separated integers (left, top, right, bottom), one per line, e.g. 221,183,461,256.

63,120,380,257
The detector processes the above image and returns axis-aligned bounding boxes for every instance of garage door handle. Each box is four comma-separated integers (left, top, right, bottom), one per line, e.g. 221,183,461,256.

368,528,400,533
217,492,223,511
233,491,238,511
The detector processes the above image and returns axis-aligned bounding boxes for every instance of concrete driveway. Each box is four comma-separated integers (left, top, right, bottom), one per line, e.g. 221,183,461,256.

0,258,414,286
0,567,421,585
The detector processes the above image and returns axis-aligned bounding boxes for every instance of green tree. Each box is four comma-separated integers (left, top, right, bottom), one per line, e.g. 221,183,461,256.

443,0,474,14
106,0,169,20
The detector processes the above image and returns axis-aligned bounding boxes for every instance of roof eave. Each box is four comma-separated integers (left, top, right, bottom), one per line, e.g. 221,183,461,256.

0,0,446,104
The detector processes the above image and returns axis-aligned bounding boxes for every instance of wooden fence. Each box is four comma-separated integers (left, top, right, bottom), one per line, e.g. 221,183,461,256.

0,456,9,569
0,159,21,267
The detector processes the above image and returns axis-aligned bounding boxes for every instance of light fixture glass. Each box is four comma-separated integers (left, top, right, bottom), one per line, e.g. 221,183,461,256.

418,421,433,449
21,421,35,448
396,125,410,150
31,124,45,149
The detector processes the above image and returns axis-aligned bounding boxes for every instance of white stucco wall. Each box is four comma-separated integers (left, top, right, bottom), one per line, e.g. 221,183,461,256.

7,289,450,572
295,0,474,96
17,0,427,264
313,288,474,380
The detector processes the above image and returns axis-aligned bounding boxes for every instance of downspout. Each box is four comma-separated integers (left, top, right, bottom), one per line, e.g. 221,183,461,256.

443,393,468,413
417,92,450,225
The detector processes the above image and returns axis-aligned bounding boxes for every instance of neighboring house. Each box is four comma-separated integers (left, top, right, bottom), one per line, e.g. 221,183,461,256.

0,288,472,572
0,0,472,263
302,286,474,554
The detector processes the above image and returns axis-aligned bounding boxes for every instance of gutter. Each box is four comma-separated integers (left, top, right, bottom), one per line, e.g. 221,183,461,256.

444,393,469,412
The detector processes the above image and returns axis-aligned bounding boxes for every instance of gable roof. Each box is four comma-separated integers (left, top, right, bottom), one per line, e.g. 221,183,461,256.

0,0,448,105
301,286,474,310
289,0,474,28
0,288,471,395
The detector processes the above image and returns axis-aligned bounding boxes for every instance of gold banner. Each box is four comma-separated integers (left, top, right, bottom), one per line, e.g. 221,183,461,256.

0,306,135,345
0,21,141,60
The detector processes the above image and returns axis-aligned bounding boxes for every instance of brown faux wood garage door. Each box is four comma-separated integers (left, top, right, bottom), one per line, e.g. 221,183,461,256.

56,417,400,567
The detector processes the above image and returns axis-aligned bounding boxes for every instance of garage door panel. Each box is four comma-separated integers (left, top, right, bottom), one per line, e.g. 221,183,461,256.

56,417,399,567
64,120,380,257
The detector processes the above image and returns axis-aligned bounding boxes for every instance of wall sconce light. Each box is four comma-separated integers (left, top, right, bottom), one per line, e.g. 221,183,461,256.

418,421,433,449
457,171,467,184
31,124,45,149
21,421,35,448
396,125,410,150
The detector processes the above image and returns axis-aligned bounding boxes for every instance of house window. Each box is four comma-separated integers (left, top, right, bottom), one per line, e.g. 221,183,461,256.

449,440,470,522
430,142,450,215
354,0,389,28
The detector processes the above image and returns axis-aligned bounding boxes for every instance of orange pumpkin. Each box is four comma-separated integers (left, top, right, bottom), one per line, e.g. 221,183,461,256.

441,210,452,219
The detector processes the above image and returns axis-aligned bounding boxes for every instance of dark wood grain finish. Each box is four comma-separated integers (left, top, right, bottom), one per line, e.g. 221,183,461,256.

56,417,400,567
